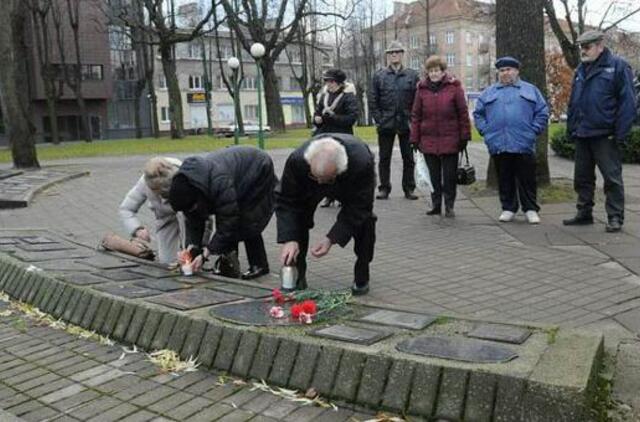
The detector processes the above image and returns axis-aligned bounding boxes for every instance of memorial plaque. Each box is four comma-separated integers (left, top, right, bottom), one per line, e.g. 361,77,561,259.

175,276,210,285
467,324,532,345
148,289,240,310
358,309,437,330
311,325,391,345
95,270,144,281
60,273,110,286
13,250,94,262
127,266,178,279
134,279,191,292
20,236,59,244
79,255,139,270
206,283,271,299
16,242,75,252
38,260,94,272
0,238,18,245
396,336,518,363
211,301,299,326
95,283,161,299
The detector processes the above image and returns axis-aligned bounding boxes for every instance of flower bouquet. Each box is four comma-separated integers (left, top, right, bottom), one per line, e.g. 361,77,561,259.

267,288,352,324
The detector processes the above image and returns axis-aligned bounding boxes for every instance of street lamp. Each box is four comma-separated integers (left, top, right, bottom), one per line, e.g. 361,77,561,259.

227,56,240,145
250,42,266,150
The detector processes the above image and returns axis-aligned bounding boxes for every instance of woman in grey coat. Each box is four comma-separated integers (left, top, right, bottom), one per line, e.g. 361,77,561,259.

119,157,183,264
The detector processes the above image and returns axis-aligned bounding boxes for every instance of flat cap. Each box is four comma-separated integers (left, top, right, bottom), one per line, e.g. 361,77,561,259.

576,30,605,45
495,56,520,69
322,68,347,84
385,40,405,54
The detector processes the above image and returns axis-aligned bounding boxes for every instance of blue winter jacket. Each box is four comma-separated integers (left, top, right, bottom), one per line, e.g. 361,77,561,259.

567,48,637,142
473,80,549,155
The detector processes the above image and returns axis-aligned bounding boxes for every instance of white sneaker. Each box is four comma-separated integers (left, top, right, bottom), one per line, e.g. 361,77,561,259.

499,211,515,222
525,210,540,224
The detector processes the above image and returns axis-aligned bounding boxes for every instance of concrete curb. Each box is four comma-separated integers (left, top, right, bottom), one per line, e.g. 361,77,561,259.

0,169,90,209
0,254,604,421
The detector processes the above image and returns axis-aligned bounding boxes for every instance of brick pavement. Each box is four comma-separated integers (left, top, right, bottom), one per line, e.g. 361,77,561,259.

0,299,375,421
1,144,640,331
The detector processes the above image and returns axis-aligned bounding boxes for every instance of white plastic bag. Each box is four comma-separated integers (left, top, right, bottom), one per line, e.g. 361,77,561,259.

414,150,433,194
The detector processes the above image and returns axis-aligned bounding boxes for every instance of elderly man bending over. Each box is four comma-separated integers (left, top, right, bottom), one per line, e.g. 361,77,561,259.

276,134,376,295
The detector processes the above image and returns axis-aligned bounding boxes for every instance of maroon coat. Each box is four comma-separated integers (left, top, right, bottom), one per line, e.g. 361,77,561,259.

410,75,471,155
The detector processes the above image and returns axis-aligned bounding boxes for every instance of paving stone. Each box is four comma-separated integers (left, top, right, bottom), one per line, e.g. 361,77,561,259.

359,309,437,330
6,400,48,417
20,236,58,245
127,266,178,279
119,410,157,422
288,343,321,391
261,399,300,419
180,319,207,361
124,306,149,345
20,405,60,421
95,283,161,299
26,378,75,398
407,364,440,417
243,393,281,413
49,389,100,412
614,308,640,334
196,323,223,368
94,270,145,281
68,290,91,326
213,327,242,372
163,396,213,420
16,272,36,302
87,403,139,422
68,396,123,420
397,335,518,363
283,405,326,421
13,250,94,262
148,288,240,310
52,285,74,318
467,323,532,344
130,385,177,407
61,288,83,321
62,273,111,286
435,367,468,420
205,283,271,299
148,391,195,414
230,331,261,378
40,384,87,404
0,392,30,409
15,242,74,252
79,255,139,270
382,359,415,413
0,263,18,290
248,335,280,381
41,280,65,314
493,376,526,421
150,312,178,351
465,371,498,422
40,260,93,271
332,350,366,401
311,324,390,345
356,355,391,408
165,371,208,390
310,346,343,397
187,404,235,422
268,339,299,387
79,294,103,329
70,364,113,382
137,309,163,350
113,379,160,401
134,279,191,292
90,297,114,333
166,314,191,352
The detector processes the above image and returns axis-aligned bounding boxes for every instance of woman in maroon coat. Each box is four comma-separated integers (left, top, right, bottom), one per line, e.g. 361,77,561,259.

410,55,471,217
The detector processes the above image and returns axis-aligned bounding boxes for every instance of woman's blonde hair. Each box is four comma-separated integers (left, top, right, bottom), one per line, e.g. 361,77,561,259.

424,55,447,72
144,157,181,197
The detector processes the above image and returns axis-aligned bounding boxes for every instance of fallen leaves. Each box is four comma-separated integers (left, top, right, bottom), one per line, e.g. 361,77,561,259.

251,379,338,411
147,349,200,374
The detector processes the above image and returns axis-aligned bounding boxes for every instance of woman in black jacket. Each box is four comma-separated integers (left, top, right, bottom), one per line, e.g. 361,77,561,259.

168,146,277,280
314,68,359,206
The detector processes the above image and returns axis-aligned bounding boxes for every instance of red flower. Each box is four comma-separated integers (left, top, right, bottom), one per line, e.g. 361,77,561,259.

301,300,317,315
290,304,303,319
272,289,285,304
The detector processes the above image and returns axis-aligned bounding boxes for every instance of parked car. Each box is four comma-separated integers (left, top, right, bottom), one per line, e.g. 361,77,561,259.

215,122,272,137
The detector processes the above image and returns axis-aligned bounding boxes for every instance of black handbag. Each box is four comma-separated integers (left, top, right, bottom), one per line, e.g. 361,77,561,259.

457,148,476,185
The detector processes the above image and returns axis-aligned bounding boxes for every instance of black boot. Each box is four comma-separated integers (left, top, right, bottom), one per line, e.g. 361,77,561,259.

563,213,594,226
241,265,270,280
404,191,418,200
426,208,441,215
605,218,622,233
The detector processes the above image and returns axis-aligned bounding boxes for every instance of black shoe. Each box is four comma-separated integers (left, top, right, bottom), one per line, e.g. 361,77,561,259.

605,219,622,233
240,265,270,280
404,191,418,200
562,214,594,226
426,208,441,216
376,190,389,200
445,208,455,218
351,283,369,296
296,277,308,291
320,198,334,208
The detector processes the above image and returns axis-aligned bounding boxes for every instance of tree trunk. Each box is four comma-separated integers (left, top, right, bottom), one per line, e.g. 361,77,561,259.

133,87,142,139
0,0,39,168
160,44,184,139
45,93,60,144
495,0,550,187
260,57,286,132
303,91,313,128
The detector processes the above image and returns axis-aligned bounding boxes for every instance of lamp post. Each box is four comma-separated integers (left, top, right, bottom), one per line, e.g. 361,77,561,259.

250,42,265,150
227,56,240,145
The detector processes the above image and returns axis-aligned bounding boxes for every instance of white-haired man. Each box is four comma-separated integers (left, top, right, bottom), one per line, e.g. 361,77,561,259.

275,134,376,295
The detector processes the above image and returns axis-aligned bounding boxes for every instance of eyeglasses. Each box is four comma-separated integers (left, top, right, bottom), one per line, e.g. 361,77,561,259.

388,50,403,55
580,43,595,51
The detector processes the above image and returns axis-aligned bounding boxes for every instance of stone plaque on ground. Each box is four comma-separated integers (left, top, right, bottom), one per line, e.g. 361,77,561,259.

175,276,210,285
311,325,391,345
37,260,94,272
0,238,18,245
16,242,75,252
95,283,162,299
206,283,271,299
60,273,111,286
134,279,191,292
79,255,139,270
467,324,532,344
95,270,145,282
396,336,518,363
211,301,301,326
148,289,240,310
127,266,178,279
358,309,437,330
20,236,59,244
13,250,94,262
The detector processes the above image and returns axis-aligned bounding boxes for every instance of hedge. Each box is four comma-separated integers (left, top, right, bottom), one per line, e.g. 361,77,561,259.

551,126,640,163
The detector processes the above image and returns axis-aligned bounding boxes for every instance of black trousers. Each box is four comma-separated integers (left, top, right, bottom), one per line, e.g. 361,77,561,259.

574,136,624,222
424,153,458,210
493,153,539,213
378,130,415,194
296,215,376,287
228,235,268,269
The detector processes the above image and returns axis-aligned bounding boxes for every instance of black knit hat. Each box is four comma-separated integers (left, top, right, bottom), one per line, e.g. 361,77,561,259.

322,68,347,84
168,174,200,212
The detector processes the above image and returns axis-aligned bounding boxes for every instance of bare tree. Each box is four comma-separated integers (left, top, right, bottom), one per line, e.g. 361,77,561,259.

0,0,40,168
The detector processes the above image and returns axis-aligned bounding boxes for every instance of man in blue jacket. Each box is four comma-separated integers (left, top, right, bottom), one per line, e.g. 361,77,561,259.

473,57,549,224
563,31,637,233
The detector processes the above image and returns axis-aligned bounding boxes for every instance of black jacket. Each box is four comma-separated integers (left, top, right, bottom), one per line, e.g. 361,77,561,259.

368,66,419,133
313,83,359,135
275,133,375,247
178,146,276,254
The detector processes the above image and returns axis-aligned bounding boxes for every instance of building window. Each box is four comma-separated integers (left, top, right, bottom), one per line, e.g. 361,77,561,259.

409,35,420,49
241,77,257,90
288,49,302,63
187,42,202,59
158,75,167,89
160,106,170,122
244,104,258,119
189,75,203,90
446,31,455,45
466,31,473,44
410,56,422,70
429,34,437,47
466,76,474,90
466,54,473,67
446,53,456,66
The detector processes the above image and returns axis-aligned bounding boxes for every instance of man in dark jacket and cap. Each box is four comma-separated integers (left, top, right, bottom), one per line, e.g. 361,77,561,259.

369,40,420,200
169,146,277,279
276,134,376,295
563,30,637,233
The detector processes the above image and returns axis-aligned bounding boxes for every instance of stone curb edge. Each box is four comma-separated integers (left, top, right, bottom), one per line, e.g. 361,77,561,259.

0,170,90,209
0,254,603,421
